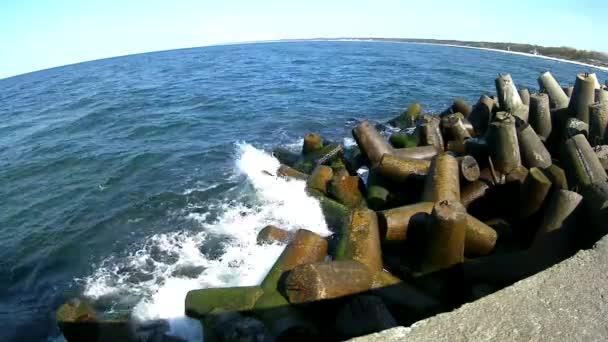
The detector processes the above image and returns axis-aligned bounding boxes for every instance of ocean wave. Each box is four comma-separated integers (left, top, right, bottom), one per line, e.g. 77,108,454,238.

82,142,330,341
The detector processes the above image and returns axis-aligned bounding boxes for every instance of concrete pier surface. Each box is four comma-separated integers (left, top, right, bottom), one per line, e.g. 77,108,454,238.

352,234,608,342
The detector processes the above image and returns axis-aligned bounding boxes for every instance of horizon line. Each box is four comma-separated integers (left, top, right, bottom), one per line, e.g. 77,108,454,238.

2,37,607,81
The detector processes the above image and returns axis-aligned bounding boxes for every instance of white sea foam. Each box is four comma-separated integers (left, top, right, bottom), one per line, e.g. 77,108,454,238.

343,137,356,147
83,143,330,341
284,138,304,152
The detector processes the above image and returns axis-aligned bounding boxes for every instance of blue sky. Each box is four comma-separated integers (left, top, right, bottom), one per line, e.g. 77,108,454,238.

1,0,606,79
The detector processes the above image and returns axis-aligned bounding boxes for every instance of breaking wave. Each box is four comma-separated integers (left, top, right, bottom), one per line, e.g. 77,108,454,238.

82,143,331,341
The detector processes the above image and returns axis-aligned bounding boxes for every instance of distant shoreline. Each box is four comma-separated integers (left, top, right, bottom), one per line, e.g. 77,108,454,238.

279,38,608,72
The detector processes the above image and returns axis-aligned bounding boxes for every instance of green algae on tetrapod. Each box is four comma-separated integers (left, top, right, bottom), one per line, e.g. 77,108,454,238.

388,102,423,128
302,132,324,155
334,208,383,273
389,131,419,148
307,188,350,232
260,229,328,292
185,286,264,318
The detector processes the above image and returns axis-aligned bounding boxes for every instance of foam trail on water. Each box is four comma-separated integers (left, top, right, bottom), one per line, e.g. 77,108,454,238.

82,143,330,341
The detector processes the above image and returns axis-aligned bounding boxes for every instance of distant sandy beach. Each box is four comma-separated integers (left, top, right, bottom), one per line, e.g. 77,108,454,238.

439,43,608,72
322,38,608,72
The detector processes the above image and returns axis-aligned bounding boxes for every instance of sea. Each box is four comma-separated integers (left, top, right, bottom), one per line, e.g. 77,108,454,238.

1,41,606,341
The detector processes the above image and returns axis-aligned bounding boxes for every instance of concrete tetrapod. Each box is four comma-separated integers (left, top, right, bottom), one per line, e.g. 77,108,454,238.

495,74,524,112
518,87,530,106
257,225,291,245
463,214,498,257
461,180,491,208
596,88,608,103
57,298,136,342
463,191,582,286
366,169,391,210
456,155,480,182
277,164,308,181
589,101,608,146
569,73,597,124
255,229,327,338
561,134,608,189
393,145,438,160
302,133,323,155
378,202,435,241
284,260,374,304
420,200,467,274
564,117,589,139
352,121,393,165
185,286,264,318
422,153,460,202
389,132,419,148
532,189,583,249
372,153,430,183
528,93,552,141
517,167,552,219
516,123,552,169
418,116,444,152
388,103,423,128
468,95,494,135
332,295,397,339
541,164,568,191
581,181,608,242
334,208,383,273
273,147,300,166
369,271,442,322
538,71,570,109
449,98,473,118
495,74,527,121
260,229,328,292
487,113,521,174
441,113,472,141
328,174,365,208
306,165,334,194
307,188,350,232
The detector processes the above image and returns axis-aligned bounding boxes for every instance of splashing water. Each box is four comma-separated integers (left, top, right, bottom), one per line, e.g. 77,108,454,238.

82,143,331,341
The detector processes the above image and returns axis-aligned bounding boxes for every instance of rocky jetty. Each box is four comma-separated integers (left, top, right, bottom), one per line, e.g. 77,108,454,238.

56,71,608,341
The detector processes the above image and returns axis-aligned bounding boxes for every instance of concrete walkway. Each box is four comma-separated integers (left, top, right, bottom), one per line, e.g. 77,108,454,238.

352,235,608,342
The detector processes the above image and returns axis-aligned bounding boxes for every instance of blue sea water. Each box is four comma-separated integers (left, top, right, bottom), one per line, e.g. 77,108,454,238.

1,41,607,341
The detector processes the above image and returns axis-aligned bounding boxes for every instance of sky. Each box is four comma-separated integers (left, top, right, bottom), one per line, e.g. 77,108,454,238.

1,0,607,79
